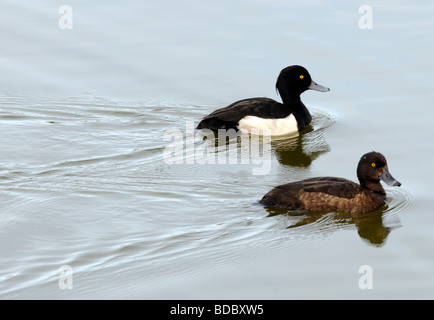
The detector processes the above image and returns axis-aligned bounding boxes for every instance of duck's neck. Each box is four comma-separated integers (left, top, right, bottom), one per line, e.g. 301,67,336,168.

361,180,386,197
279,90,302,105
278,89,312,130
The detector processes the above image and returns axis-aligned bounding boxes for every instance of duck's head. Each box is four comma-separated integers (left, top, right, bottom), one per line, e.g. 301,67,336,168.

276,65,330,102
357,151,401,191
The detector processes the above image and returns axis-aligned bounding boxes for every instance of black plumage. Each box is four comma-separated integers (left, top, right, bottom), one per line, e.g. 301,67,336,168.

196,65,329,133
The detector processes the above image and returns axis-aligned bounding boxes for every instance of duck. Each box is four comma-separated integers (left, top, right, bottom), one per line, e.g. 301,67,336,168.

196,65,330,136
259,151,401,214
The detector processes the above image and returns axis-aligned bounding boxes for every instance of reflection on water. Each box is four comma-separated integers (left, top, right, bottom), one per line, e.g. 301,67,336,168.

264,187,414,247
266,206,394,247
2,0,433,300
193,109,334,171
272,109,334,167
0,95,421,299
354,210,393,247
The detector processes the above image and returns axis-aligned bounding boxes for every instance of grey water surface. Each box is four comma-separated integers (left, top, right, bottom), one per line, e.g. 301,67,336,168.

1,0,434,299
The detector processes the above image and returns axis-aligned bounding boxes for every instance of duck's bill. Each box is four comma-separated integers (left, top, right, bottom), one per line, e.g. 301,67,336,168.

308,80,330,92
380,168,401,187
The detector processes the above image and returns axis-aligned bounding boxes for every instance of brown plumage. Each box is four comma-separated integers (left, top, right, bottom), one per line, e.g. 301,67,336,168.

260,152,401,214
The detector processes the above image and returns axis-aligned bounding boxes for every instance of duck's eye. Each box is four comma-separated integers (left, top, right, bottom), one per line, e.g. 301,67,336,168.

299,75,304,79
371,163,376,168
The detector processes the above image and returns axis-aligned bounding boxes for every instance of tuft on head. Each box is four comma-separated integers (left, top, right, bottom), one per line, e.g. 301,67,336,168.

275,65,312,98
357,151,391,187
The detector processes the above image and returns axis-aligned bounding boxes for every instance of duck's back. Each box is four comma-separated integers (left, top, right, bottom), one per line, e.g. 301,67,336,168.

196,98,288,131
260,177,385,213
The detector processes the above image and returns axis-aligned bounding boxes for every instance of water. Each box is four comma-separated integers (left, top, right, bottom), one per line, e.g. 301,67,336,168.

1,0,434,299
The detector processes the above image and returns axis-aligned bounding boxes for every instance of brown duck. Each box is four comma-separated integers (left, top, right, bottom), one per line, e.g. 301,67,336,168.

260,151,401,214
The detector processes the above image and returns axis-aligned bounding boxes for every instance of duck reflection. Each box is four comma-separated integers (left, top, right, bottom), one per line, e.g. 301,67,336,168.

271,124,330,168
265,206,399,247
199,122,331,171
195,109,334,170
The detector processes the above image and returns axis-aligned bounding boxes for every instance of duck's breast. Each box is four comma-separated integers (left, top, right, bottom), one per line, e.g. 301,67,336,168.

237,114,298,135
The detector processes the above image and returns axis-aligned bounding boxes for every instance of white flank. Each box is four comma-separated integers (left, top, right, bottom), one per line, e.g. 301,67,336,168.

237,114,298,136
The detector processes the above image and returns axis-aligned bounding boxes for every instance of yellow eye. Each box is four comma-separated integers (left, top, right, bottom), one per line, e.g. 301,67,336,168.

371,163,376,167
299,75,304,79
